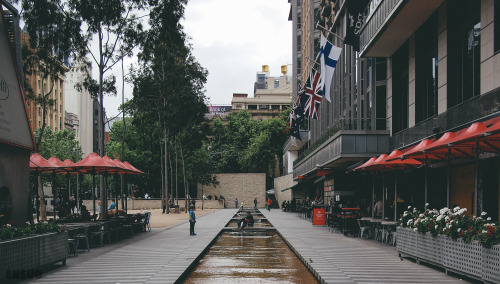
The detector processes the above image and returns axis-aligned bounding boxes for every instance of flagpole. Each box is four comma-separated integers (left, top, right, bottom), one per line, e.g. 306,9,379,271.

316,23,345,42
305,56,320,67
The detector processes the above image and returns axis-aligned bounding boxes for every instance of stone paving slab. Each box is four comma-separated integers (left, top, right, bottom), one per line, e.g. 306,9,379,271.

261,209,472,284
19,209,237,284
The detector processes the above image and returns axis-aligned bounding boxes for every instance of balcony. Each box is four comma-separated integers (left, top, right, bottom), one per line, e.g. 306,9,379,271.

292,118,390,179
359,0,444,57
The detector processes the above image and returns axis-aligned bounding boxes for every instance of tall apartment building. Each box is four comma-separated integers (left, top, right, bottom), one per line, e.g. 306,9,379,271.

231,65,292,120
64,61,94,156
20,32,68,135
279,0,500,221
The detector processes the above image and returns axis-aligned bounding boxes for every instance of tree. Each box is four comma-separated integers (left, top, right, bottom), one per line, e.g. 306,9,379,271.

209,109,289,175
20,0,84,150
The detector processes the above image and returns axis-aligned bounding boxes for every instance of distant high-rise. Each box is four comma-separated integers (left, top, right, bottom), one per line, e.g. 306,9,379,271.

64,61,94,156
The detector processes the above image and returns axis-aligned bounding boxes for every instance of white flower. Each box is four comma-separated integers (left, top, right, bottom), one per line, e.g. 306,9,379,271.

425,203,429,207
414,228,418,232
481,211,487,216
457,228,461,233
6,224,11,228
482,230,488,234
445,216,450,222
408,206,412,209
453,206,461,212
419,214,425,218
435,225,439,230
487,217,492,221
436,215,443,222
407,220,413,226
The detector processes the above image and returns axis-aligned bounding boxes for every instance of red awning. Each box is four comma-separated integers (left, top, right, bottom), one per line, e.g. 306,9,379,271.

72,153,120,174
122,161,145,175
388,139,436,161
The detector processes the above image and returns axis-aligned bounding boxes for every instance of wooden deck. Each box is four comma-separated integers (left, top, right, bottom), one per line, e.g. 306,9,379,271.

20,208,474,284
261,209,472,284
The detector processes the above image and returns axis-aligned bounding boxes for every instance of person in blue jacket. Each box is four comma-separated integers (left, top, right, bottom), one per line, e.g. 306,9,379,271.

189,204,196,236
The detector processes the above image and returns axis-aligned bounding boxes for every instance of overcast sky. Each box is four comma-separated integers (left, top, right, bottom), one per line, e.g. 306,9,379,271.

105,0,292,117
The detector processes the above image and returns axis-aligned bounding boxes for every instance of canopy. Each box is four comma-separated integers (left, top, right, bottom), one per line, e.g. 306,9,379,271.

350,157,377,172
30,153,57,172
102,156,130,175
123,161,145,175
114,159,141,175
72,152,119,174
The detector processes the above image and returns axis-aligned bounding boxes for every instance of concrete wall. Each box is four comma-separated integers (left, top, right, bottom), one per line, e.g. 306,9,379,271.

81,199,224,212
197,173,266,209
273,174,295,208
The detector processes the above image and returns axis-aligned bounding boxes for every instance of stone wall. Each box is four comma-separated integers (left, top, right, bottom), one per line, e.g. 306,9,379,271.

197,173,266,209
273,174,295,208
81,199,223,212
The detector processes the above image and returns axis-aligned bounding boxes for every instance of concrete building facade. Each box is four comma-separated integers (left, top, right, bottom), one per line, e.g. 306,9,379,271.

64,61,94,156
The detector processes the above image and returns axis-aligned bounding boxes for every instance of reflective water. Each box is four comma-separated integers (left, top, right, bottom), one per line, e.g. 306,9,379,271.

226,219,273,227
182,231,320,284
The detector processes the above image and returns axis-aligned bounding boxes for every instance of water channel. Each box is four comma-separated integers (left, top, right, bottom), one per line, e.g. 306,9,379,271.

182,210,320,283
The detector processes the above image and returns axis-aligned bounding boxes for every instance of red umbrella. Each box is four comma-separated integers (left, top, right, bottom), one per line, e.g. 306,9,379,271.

122,161,145,175
350,157,377,172
102,156,130,175
113,159,139,175
30,153,57,172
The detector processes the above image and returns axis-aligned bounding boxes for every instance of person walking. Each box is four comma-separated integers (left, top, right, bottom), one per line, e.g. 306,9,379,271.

266,198,272,211
254,198,258,208
240,201,244,210
189,204,196,236
235,198,238,209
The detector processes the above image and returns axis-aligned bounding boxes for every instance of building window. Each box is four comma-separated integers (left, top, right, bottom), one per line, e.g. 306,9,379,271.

297,0,301,8
297,57,302,77
392,41,409,133
448,0,481,108
248,105,257,110
416,13,438,123
297,13,301,30
297,35,301,52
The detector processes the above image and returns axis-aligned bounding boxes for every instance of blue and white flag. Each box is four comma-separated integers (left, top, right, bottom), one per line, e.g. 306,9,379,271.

320,33,342,102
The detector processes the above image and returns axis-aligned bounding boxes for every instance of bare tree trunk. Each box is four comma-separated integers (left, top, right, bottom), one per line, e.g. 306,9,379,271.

175,138,178,206
164,129,169,214
169,140,174,207
180,143,187,213
38,175,47,221
98,22,106,220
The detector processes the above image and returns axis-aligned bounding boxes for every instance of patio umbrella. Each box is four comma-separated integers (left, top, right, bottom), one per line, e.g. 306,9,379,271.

73,153,119,217
122,161,145,174
29,153,57,222
102,156,129,217
113,159,141,214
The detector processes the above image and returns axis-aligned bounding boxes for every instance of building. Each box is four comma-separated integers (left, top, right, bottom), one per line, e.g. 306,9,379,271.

281,0,500,221
280,0,388,206
0,1,36,225
64,61,94,156
231,65,292,120
20,32,68,135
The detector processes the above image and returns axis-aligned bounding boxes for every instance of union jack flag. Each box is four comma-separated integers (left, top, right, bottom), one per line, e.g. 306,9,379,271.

304,69,323,119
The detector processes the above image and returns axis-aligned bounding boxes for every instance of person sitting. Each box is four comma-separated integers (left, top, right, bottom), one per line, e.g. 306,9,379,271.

238,211,254,229
108,201,116,210
81,205,91,221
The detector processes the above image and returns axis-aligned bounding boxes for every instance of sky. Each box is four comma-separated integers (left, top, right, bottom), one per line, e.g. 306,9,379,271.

104,0,293,117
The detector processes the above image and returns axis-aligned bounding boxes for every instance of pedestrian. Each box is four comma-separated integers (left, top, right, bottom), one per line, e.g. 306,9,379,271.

162,197,166,214
240,201,244,210
266,198,272,211
254,198,257,208
189,204,196,236
235,198,238,209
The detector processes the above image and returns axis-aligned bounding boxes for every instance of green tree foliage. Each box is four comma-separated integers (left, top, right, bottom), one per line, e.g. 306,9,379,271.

209,110,289,175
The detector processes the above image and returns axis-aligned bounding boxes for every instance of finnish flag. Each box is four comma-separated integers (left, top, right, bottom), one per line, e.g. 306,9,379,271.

320,33,342,102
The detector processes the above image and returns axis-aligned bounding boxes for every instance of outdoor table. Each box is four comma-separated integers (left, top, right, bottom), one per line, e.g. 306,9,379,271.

339,208,360,236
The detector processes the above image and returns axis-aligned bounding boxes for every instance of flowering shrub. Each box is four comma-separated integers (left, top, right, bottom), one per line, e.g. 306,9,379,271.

398,206,499,247
0,222,62,241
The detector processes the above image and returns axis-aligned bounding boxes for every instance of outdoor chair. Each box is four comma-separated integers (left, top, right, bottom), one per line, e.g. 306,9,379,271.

90,223,104,247
67,227,79,256
357,219,370,238
75,225,90,252
138,212,151,232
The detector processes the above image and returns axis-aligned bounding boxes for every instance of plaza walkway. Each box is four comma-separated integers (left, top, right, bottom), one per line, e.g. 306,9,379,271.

261,209,471,284
23,209,237,284
21,208,473,284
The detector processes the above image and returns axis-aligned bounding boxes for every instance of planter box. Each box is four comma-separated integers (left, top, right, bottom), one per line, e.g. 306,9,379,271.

397,227,500,283
0,232,67,279
482,245,500,283
416,232,443,266
442,237,482,279
396,227,417,257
